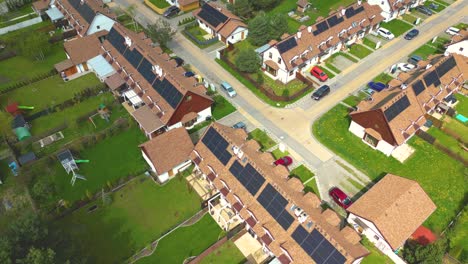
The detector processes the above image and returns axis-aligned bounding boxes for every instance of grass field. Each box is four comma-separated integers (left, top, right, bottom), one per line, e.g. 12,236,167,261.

212,95,236,120
325,62,341,74
448,210,467,263
312,104,466,233
289,165,319,197
362,38,377,49
361,237,393,264
444,118,468,143
411,44,440,60
248,129,276,151
138,214,223,264
349,44,373,59
380,19,413,37
199,240,245,264
48,175,202,263
271,148,289,159
373,73,393,84
0,74,101,113
454,94,468,117
148,0,170,8
342,93,368,107
428,127,468,160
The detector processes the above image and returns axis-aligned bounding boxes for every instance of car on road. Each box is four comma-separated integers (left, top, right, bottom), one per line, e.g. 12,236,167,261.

377,27,395,40
397,63,416,72
312,85,330,100
310,66,328,82
221,81,237,97
408,55,423,65
329,187,353,209
415,6,433,16
164,6,180,18
232,121,246,130
404,29,419,40
274,156,293,166
445,27,460,36
184,71,195,77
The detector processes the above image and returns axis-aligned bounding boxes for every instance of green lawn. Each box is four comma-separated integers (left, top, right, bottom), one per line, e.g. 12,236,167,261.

424,1,447,12
0,44,67,91
320,66,335,79
0,74,100,113
362,37,377,49
248,128,277,151
342,92,368,107
411,44,440,60
271,148,289,159
199,240,245,264
361,237,393,264
289,165,319,196
212,95,236,120
312,104,466,233
325,62,341,74
444,119,468,143
427,127,468,160
328,52,359,63
348,44,373,59
454,94,468,117
380,19,413,37
448,210,468,263
401,14,418,24
186,26,211,42
373,73,393,84
48,175,202,263
263,74,308,97
148,0,170,8
138,214,223,264
455,23,468,30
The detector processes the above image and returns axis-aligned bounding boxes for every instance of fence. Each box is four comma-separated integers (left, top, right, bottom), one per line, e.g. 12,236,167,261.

183,22,219,46
0,69,57,95
219,49,314,102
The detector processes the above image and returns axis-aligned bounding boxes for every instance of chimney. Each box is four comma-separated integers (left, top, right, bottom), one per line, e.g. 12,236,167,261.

296,31,302,39
341,8,346,16
358,0,362,5
307,26,312,33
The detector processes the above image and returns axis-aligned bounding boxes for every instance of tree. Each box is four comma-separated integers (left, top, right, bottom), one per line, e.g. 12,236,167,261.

247,13,271,46
269,13,289,40
0,237,12,264
250,0,280,11
17,247,55,264
9,212,48,257
17,33,50,61
235,48,261,73
228,0,252,18
144,19,176,48
402,239,447,264
0,111,14,141
32,177,57,205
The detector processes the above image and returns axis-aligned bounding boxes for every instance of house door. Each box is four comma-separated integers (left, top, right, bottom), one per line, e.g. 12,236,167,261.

241,31,245,40
169,169,175,177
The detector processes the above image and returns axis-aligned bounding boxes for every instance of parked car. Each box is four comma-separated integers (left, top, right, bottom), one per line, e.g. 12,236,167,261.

312,85,330,100
184,71,195,77
329,187,353,209
163,6,180,18
408,55,423,65
310,66,328,82
368,82,386,92
445,27,460,36
274,156,293,166
172,57,184,67
232,121,246,130
377,27,395,40
221,81,237,97
397,63,416,72
404,29,419,40
415,6,433,16
428,3,439,10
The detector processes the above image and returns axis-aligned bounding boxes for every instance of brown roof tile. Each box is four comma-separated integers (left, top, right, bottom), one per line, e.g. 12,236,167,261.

32,0,50,11
131,105,164,134
139,127,193,174
54,59,74,72
348,174,436,249
193,3,245,38
64,34,102,64
104,73,126,90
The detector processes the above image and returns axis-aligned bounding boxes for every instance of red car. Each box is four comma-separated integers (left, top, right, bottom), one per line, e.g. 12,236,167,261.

310,66,328,82
329,187,353,209
274,156,293,166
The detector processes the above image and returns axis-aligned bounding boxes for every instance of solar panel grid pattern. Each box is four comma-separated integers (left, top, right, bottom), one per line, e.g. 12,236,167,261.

292,226,346,264
69,0,95,24
412,80,426,96
201,127,232,165
383,95,410,122
124,48,143,68
423,71,441,88
229,160,266,196
152,78,183,109
137,58,157,84
257,184,294,230
435,56,456,78
107,28,127,54
277,38,298,54
327,15,344,27
198,4,228,28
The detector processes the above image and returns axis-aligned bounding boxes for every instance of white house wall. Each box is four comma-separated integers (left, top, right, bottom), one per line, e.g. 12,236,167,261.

198,20,215,36
349,121,395,156
376,140,395,156
226,26,248,44
141,150,157,173
446,41,468,57
349,121,366,138
87,14,115,35
196,106,212,124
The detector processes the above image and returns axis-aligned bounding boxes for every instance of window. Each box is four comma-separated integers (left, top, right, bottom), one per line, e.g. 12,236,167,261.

289,71,294,76
352,22,357,28
185,95,192,101
269,52,272,59
277,58,282,64
231,35,234,39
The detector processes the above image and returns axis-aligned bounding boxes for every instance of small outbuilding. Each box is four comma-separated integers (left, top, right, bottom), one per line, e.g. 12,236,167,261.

297,0,311,13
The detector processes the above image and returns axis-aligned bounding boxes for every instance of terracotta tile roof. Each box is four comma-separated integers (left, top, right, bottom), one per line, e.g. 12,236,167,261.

64,34,102,64
139,127,193,174
178,0,198,5
267,2,383,71
296,0,309,8
264,60,280,70
348,174,436,250
352,54,467,145
218,19,246,39
32,0,50,11
104,73,126,90
193,3,246,39
131,105,164,133
193,122,369,263
54,59,74,72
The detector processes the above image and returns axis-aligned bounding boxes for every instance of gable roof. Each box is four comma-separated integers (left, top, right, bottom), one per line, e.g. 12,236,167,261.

193,122,369,263
352,54,467,145
348,174,436,250
267,2,383,71
193,3,246,37
64,33,103,64
140,127,194,174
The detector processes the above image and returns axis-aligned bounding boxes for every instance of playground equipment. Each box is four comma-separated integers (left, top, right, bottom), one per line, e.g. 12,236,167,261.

17,106,34,110
5,102,34,115
14,126,31,141
57,149,88,186
89,104,111,128
7,102,33,141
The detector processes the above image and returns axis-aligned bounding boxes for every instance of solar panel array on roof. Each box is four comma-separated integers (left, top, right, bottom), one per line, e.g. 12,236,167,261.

423,70,441,88
277,38,298,54
327,15,344,27
313,21,329,35
354,6,365,15
384,95,410,122
412,80,426,96
152,78,183,109
124,48,143,68
257,184,294,230
137,58,156,84
436,56,456,77
201,127,232,165
197,4,228,28
69,0,95,24
292,226,346,264
229,160,266,196
107,27,127,54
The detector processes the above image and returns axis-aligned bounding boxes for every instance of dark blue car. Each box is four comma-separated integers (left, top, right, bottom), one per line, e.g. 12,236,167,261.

368,82,386,92
405,29,419,40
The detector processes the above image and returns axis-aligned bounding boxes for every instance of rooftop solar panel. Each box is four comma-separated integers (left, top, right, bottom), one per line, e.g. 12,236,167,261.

423,70,441,88
277,37,298,54
412,80,426,96
198,4,228,28
436,56,456,77
355,6,365,15
317,21,329,32
152,78,183,109
257,184,294,230
137,58,156,84
69,0,95,24
383,95,410,122
202,127,232,166
107,27,127,54
327,15,344,27
125,48,143,68
345,7,355,18
229,161,266,196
